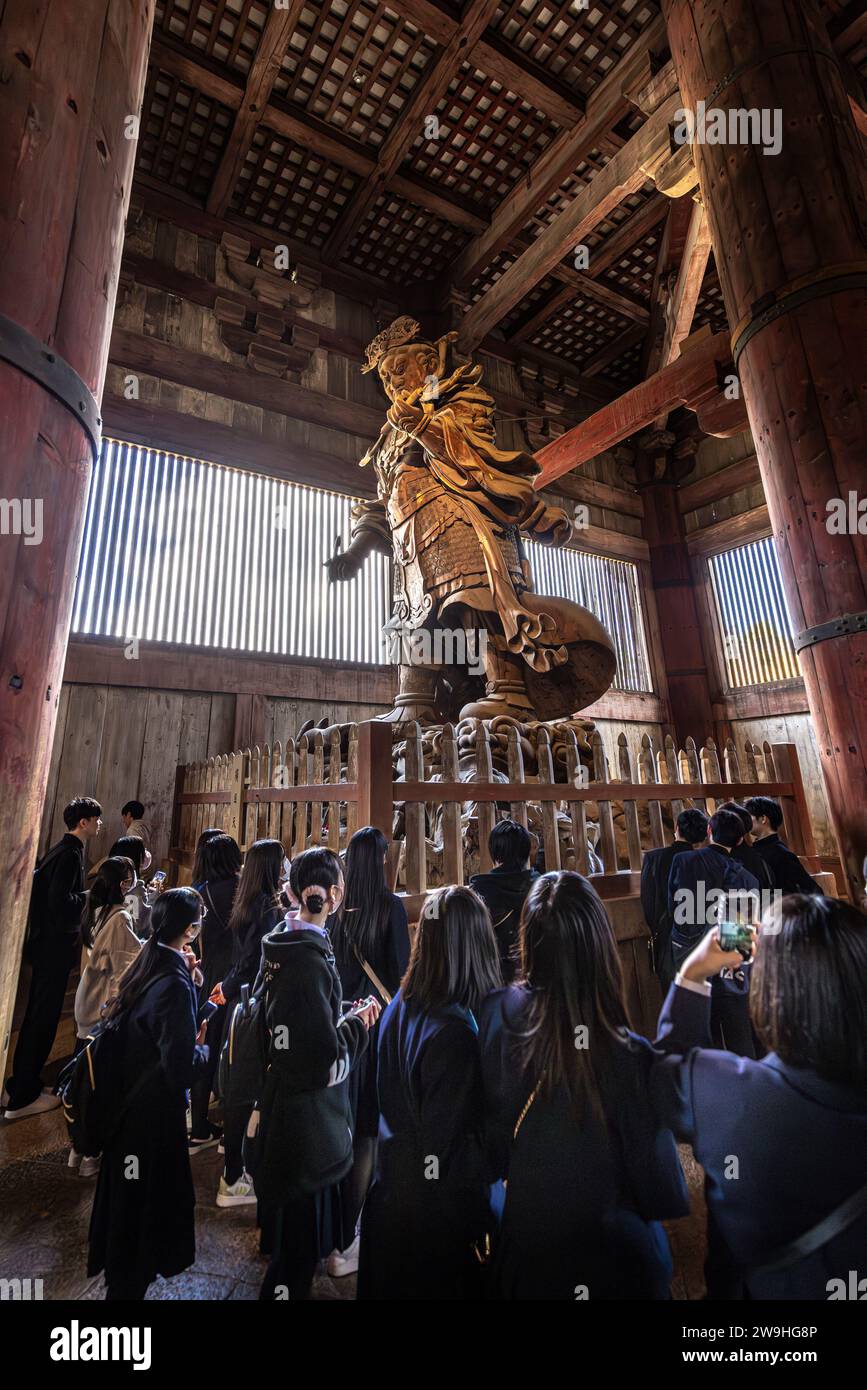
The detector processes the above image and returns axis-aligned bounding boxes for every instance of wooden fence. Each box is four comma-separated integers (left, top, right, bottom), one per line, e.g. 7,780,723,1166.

168,721,819,896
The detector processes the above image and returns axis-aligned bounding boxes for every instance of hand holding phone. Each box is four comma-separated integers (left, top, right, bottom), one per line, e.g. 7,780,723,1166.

352,995,382,1030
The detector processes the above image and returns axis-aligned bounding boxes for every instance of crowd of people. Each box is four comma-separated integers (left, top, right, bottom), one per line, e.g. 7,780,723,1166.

2,792,866,1302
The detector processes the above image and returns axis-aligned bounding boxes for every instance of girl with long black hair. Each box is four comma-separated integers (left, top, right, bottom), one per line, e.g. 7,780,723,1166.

189,833,241,1149
87,888,209,1300
257,847,379,1300
479,871,688,1299
328,825,410,1275
75,856,141,1041
108,835,154,938
358,885,501,1301
211,837,285,1207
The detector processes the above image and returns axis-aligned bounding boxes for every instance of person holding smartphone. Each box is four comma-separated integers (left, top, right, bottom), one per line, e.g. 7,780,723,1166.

257,848,379,1300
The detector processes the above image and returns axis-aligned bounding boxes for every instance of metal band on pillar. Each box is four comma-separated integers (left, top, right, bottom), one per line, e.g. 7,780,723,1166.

731,265,867,369
794,612,867,655
0,312,102,464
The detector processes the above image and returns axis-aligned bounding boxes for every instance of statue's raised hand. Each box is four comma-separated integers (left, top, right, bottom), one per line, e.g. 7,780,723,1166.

324,540,364,582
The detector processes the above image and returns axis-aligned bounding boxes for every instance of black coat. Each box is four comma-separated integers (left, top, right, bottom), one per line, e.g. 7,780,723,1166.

468,867,539,982
331,893,411,1138
731,841,774,893
479,986,688,1300
221,892,282,1003
358,991,489,1301
639,840,693,967
197,876,237,996
256,924,368,1212
752,833,822,895
87,945,208,1287
28,833,86,955
652,982,867,1298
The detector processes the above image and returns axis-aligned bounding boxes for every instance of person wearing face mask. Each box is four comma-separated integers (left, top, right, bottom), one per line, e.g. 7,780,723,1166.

107,836,154,939
87,888,210,1301
209,838,286,1208
257,848,380,1300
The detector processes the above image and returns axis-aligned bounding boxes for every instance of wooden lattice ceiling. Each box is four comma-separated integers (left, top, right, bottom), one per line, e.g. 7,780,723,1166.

138,0,866,393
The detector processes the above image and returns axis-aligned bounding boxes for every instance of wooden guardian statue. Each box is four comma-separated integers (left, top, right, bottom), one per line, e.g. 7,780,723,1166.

325,317,616,724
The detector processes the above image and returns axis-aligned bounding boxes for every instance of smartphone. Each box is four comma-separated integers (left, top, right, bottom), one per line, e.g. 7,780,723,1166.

718,920,754,958
197,998,218,1027
151,870,167,886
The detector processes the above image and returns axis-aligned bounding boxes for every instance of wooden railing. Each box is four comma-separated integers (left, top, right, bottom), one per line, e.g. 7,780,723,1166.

168,721,819,896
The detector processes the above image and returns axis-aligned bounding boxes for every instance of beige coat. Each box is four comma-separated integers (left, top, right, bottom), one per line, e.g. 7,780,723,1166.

74,906,142,1039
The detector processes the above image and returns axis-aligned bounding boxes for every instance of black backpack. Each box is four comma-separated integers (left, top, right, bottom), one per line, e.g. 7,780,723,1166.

55,981,162,1156
217,982,269,1107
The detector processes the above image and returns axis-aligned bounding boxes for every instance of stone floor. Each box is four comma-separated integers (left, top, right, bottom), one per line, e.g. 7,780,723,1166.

0,1107,706,1300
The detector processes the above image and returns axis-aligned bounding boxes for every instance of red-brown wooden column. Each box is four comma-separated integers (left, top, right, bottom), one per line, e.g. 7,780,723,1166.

636,429,718,747
0,1,154,1076
663,0,867,899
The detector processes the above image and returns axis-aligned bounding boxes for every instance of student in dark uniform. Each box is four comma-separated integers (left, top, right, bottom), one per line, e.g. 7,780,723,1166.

640,808,709,992
210,838,285,1208
668,808,760,1056
470,819,540,983
87,888,209,1300
358,886,501,1301
652,896,867,1299
257,848,378,1301
479,871,688,1300
718,801,774,894
328,825,410,1276
744,796,823,895
189,833,241,1150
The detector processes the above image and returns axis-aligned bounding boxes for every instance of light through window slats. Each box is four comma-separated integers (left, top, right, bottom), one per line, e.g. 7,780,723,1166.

708,536,799,687
72,440,654,692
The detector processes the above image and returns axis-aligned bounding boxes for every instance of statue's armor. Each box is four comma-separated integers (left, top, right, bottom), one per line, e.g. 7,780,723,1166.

380,444,526,632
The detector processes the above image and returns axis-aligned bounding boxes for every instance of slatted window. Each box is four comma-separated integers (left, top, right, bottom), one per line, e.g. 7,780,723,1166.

72,439,390,664
708,537,800,687
73,439,655,690
525,542,653,693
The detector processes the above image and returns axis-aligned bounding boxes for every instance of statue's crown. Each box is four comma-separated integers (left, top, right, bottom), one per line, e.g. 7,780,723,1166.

361,316,422,373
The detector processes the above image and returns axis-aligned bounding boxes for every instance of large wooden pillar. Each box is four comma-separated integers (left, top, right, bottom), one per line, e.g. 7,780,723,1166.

0,1,154,1076
636,429,718,747
663,0,867,899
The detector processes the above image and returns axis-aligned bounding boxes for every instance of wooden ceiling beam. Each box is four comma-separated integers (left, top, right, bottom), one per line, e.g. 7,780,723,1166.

456,90,685,351
532,330,745,487
447,13,668,290
580,322,647,378
206,3,305,216
322,0,501,265
149,36,489,237
658,199,713,368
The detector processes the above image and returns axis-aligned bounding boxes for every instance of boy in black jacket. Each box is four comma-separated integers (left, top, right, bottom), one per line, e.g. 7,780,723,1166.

5,797,102,1118
744,796,823,895
470,820,539,982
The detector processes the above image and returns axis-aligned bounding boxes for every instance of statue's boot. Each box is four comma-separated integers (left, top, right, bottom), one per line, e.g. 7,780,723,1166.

457,641,534,721
376,663,441,726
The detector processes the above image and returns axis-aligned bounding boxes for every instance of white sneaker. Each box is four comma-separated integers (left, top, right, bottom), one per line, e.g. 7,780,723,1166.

79,1155,101,1178
68,1148,82,1169
4,1091,61,1120
216,1172,257,1207
327,1233,360,1278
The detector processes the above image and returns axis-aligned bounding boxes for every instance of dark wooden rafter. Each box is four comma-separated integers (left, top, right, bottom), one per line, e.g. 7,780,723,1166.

456,90,687,351
447,12,668,289
206,2,304,216
322,0,502,265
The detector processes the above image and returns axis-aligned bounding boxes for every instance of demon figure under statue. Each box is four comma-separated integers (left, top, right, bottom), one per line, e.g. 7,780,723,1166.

325,316,616,725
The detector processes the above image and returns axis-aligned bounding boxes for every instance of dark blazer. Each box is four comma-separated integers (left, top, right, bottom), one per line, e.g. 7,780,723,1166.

197,875,238,996
651,983,867,1299
753,834,822,895
28,833,86,954
668,845,760,950
256,924,368,1211
479,985,688,1300
468,867,539,982
731,841,774,893
88,945,208,1288
221,891,282,1003
640,840,693,964
358,991,489,1300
